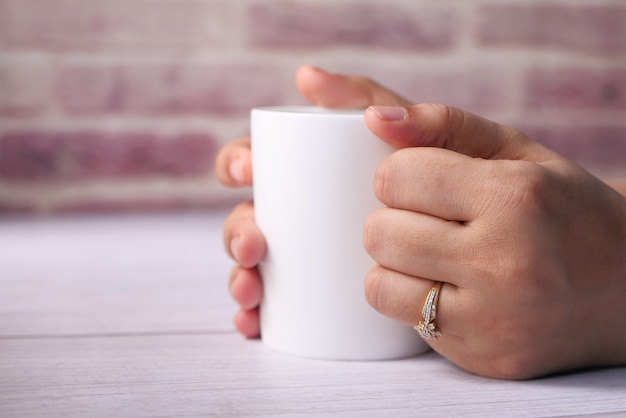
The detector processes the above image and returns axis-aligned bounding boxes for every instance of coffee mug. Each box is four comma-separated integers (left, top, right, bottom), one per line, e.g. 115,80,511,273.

251,106,429,360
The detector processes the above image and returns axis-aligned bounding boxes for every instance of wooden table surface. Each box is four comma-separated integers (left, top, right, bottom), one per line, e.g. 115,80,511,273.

1,211,625,417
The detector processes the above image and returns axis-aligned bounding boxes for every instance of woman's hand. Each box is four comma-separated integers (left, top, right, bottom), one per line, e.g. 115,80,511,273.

362,104,626,379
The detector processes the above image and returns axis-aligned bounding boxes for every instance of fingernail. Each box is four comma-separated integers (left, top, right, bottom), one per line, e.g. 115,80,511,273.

230,236,241,261
369,106,408,121
229,158,245,183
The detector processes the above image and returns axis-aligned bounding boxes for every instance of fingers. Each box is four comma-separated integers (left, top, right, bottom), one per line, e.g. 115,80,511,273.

364,207,469,286
224,202,265,338
229,266,263,311
364,265,462,337
223,201,266,268
365,103,556,162
230,265,262,338
374,147,513,222
215,137,253,187
233,309,261,339
215,67,415,190
373,145,560,226
295,65,412,108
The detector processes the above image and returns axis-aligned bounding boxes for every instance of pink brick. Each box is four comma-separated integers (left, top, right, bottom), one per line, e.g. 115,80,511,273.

56,62,288,115
518,124,626,170
368,67,515,114
477,5,626,53
120,63,288,114
248,2,458,50
55,65,122,113
54,199,220,215
0,201,36,215
524,67,626,111
0,0,231,49
0,57,51,116
0,131,218,181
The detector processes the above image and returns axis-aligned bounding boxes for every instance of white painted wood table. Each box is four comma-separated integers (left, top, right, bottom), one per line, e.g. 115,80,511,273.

1,211,625,417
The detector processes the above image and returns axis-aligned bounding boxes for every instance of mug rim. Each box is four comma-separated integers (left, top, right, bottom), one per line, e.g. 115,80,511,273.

252,106,364,116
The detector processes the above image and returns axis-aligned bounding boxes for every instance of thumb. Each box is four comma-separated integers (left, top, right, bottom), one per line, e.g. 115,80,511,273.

296,65,412,108
365,103,555,162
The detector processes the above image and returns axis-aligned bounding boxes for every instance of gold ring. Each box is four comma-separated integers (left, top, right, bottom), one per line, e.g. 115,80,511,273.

414,281,443,339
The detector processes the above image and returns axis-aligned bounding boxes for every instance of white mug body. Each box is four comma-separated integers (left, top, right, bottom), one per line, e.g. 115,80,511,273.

251,106,429,360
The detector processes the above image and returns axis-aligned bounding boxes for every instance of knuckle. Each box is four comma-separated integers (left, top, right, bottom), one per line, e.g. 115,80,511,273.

414,103,467,149
214,147,231,184
374,152,402,206
423,102,451,120
224,201,253,230
364,266,385,313
422,103,464,128
214,139,252,186
363,209,385,257
223,201,254,248
373,161,389,203
497,162,550,210
228,265,239,286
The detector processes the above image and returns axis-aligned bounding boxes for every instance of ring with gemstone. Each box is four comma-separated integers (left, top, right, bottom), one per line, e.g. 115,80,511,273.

414,281,443,340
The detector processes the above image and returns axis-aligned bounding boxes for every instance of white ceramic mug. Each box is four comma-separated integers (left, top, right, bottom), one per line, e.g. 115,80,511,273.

251,106,429,360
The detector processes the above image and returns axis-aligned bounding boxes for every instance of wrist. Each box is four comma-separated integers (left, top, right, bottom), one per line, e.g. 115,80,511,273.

603,199,626,365
605,178,626,197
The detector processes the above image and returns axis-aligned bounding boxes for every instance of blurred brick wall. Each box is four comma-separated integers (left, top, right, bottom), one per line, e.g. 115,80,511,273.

0,0,624,214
